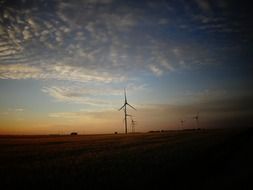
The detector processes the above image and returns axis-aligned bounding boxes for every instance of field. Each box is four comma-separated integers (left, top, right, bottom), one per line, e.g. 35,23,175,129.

0,128,252,189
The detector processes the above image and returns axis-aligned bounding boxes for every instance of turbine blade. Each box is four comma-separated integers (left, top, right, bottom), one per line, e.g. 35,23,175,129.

127,103,136,110
124,88,127,102
118,104,125,111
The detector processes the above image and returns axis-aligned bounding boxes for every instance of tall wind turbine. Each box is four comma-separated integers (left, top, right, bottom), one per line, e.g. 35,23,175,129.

119,89,136,134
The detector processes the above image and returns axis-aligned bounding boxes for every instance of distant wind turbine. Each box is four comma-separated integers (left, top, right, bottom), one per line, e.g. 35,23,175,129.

180,119,185,130
119,89,136,134
130,115,137,133
193,112,199,128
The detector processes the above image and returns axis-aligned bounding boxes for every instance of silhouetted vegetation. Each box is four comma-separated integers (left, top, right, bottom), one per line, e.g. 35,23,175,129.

148,130,161,133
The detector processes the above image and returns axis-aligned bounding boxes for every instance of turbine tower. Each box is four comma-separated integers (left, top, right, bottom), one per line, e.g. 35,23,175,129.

119,88,136,134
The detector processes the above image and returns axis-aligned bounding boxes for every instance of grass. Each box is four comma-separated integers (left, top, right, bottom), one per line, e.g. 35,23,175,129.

0,128,252,189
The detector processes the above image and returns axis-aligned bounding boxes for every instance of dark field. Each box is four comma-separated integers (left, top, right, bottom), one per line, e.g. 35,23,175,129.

1,128,253,189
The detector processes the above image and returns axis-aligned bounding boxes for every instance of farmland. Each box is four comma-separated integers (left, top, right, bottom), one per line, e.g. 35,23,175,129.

0,128,252,189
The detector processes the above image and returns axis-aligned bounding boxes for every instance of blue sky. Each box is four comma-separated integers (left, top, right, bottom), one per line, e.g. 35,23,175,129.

0,0,252,134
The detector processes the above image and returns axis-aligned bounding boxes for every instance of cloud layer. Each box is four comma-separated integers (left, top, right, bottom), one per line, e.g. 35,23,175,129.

1,0,250,83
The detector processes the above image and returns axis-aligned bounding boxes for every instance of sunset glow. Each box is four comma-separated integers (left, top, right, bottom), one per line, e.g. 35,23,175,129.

0,0,252,134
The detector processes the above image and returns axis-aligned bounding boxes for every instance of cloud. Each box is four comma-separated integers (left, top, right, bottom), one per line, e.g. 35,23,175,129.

172,48,181,56
148,64,163,76
102,13,137,30
0,108,25,116
0,64,42,79
49,112,82,119
158,18,168,25
46,63,123,83
0,1,143,79
15,108,24,112
0,63,125,83
160,61,174,71
48,108,118,120
42,82,146,106
0,1,192,81
42,86,111,106
0,0,250,82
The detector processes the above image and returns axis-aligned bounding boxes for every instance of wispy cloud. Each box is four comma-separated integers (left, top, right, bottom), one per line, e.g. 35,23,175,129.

49,112,82,119
42,82,146,106
0,0,213,82
158,18,168,25
42,86,110,106
48,108,118,120
14,108,24,112
0,63,125,83
0,108,25,117
148,64,163,76
0,64,41,79
0,0,251,80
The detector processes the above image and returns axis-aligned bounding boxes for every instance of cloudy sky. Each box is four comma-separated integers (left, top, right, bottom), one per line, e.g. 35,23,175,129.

0,0,252,134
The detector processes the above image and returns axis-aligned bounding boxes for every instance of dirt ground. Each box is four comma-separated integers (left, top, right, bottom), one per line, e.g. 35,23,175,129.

0,128,252,189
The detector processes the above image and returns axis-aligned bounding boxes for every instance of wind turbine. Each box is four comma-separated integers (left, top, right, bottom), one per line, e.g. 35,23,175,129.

130,115,137,133
180,119,185,130
193,112,199,128
119,88,136,134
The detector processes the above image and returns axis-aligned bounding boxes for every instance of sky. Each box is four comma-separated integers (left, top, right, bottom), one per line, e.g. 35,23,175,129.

0,0,252,134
